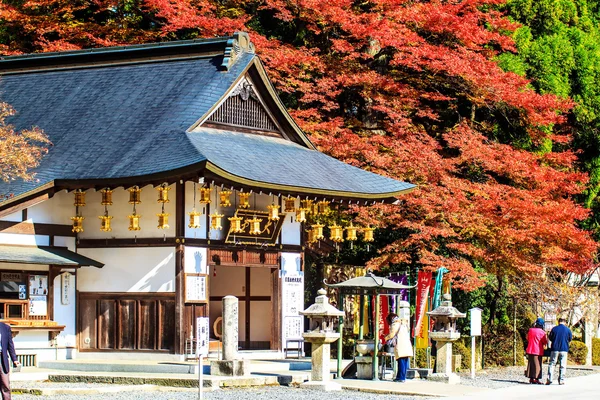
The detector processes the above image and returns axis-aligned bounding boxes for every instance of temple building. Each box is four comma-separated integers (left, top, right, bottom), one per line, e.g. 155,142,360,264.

0,32,414,362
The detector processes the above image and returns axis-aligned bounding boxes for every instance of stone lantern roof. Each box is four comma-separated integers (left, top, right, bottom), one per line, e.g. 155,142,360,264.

427,293,466,318
300,289,344,318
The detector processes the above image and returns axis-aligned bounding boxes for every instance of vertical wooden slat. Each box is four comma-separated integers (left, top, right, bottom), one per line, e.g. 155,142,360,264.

118,300,136,349
245,267,251,349
174,180,185,355
98,299,116,349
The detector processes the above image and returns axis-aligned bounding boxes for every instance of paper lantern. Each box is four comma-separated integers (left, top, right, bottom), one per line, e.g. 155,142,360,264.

346,223,358,241
100,188,113,206
248,217,263,235
74,190,86,207
311,223,324,240
295,208,306,223
157,185,170,203
284,197,296,212
157,212,170,229
71,216,84,233
317,200,330,215
128,186,142,205
210,213,224,230
362,226,375,242
301,199,313,212
219,190,232,207
99,214,113,232
330,224,344,242
239,192,251,209
228,216,244,233
267,204,280,221
188,210,201,229
199,187,211,204
128,213,141,231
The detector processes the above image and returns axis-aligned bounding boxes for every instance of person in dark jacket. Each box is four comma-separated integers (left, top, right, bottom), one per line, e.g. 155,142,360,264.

546,318,572,385
0,322,19,400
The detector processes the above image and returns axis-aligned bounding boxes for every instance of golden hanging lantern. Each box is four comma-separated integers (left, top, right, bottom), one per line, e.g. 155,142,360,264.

157,185,170,203
210,213,224,230
239,192,251,209
98,214,113,232
300,199,313,212
248,217,263,235
330,224,344,242
267,204,280,221
362,226,375,242
74,190,86,207
71,216,84,233
157,212,170,229
346,223,358,241
311,223,324,240
228,216,244,233
295,208,307,223
219,190,232,207
307,229,317,244
317,200,330,215
311,202,319,215
188,210,201,229
128,186,142,204
199,186,211,204
128,213,141,231
284,197,296,212
100,188,113,206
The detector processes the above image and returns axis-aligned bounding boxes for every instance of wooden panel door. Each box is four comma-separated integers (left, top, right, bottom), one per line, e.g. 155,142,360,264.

118,300,136,350
160,299,175,351
79,297,97,350
139,300,157,350
98,299,116,349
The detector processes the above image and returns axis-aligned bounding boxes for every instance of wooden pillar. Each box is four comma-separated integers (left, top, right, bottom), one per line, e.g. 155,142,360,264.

174,181,185,355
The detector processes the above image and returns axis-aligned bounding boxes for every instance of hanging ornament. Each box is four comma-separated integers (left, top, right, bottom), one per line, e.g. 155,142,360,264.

219,189,232,207
228,216,244,233
330,224,344,242
300,199,313,212
71,216,84,233
362,226,375,242
284,197,296,212
238,192,251,209
157,184,170,203
100,188,113,206
73,190,86,207
157,212,169,229
128,213,141,231
346,223,358,241
128,186,142,204
99,213,113,232
199,186,211,204
267,204,280,221
311,223,324,240
188,210,201,229
307,229,317,244
210,213,224,230
248,216,263,235
310,202,320,215
317,200,330,215
295,207,307,223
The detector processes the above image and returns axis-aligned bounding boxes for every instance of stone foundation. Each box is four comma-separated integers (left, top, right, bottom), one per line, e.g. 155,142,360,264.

210,360,250,377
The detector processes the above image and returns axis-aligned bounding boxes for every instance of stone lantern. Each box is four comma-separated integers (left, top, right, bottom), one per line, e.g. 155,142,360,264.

300,288,344,391
427,293,466,384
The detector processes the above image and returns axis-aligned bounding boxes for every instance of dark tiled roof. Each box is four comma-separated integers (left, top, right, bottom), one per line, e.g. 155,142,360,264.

0,245,104,267
190,128,414,198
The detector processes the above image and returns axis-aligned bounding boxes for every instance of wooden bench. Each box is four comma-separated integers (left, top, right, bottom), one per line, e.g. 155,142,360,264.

284,338,305,358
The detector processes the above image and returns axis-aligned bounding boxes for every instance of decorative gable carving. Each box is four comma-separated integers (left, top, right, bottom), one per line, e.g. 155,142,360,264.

207,77,280,133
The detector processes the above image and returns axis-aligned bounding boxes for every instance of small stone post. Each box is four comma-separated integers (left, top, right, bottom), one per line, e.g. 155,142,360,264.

210,295,249,376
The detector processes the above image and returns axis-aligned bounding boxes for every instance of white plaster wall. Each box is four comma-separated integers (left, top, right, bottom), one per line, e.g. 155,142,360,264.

250,301,271,341
0,233,49,246
0,211,22,222
80,185,176,239
14,330,51,349
184,246,207,274
53,272,76,348
280,252,302,275
77,247,175,293
27,190,73,224
250,268,271,296
53,236,76,251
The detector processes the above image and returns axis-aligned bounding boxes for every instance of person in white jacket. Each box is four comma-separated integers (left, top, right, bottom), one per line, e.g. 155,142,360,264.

384,313,413,382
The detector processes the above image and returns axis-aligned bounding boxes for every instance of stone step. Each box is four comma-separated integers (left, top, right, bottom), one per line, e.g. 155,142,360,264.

39,361,198,374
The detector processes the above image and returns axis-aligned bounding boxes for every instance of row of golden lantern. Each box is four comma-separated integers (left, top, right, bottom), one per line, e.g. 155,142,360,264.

69,185,375,244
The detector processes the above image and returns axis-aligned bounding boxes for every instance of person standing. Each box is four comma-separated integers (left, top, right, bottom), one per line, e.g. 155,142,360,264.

0,322,19,400
525,317,548,384
546,317,572,385
384,313,413,382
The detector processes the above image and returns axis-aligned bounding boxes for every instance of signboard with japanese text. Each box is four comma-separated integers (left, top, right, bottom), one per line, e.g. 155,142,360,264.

196,317,210,357
185,274,207,303
281,271,304,347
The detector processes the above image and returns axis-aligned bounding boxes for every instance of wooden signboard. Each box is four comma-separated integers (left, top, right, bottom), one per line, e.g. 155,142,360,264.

224,209,285,245
185,274,208,303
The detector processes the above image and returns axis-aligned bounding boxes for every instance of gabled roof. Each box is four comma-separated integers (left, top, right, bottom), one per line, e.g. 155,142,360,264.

0,33,414,211
0,245,104,268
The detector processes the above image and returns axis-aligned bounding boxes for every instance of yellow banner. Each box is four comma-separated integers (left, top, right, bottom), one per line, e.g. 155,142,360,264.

416,297,429,349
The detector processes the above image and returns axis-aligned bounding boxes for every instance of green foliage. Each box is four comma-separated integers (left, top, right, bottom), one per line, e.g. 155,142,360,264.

414,348,434,369
592,338,600,366
569,340,588,364
453,340,472,370
484,324,525,366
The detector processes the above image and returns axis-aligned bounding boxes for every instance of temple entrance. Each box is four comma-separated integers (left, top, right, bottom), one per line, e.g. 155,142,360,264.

209,265,278,350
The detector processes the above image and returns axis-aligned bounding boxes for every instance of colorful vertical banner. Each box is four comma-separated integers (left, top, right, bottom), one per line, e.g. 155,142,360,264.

372,295,389,341
413,271,432,338
416,297,429,349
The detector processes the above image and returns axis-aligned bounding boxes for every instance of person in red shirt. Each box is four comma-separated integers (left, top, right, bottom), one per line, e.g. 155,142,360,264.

525,317,548,384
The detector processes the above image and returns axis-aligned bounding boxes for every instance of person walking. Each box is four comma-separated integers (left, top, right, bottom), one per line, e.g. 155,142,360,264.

0,322,19,400
525,317,548,384
384,313,412,383
546,317,572,385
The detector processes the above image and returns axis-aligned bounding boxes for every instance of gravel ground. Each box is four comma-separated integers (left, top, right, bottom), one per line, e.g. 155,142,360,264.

457,365,598,389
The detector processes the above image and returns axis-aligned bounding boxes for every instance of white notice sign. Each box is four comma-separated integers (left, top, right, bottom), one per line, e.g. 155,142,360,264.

281,272,304,349
186,275,207,302
470,307,482,336
196,317,210,357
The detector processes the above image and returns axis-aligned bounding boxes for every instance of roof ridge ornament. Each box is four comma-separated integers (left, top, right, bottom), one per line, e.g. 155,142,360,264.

221,31,255,71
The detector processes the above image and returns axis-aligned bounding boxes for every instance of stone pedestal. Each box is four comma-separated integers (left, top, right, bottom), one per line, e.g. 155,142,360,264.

210,296,248,377
300,332,342,391
355,356,373,380
431,340,460,384
210,359,250,376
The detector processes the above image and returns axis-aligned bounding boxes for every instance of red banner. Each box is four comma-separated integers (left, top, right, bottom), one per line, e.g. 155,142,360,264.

413,271,432,338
